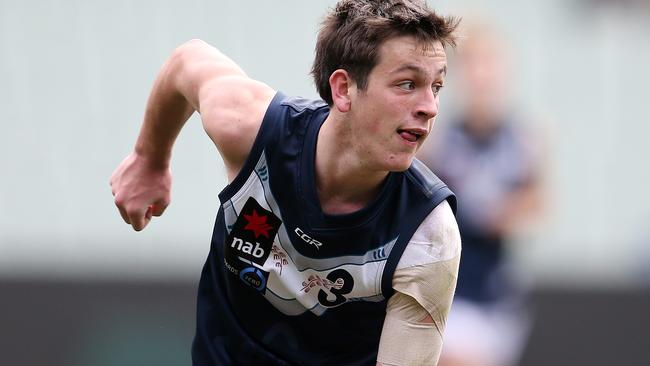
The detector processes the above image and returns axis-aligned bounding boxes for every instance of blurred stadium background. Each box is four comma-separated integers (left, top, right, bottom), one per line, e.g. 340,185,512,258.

1,0,649,365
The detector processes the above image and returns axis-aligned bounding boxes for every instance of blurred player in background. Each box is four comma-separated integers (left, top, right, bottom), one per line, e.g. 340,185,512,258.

419,21,545,366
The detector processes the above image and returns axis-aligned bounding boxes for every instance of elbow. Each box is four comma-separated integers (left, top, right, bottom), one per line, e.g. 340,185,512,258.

169,39,230,75
166,39,218,85
177,38,209,53
174,39,226,59
171,39,209,65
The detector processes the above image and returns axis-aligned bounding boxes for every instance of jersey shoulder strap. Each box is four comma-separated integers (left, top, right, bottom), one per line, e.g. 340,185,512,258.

381,158,456,297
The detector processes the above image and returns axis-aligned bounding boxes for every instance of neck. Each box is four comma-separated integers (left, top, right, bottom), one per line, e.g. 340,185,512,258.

315,113,389,215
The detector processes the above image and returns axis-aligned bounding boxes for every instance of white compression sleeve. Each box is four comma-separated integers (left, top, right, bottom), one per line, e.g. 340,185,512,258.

376,200,461,365
376,257,460,366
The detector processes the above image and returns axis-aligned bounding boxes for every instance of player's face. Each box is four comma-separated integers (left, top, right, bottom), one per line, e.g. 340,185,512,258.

348,36,447,172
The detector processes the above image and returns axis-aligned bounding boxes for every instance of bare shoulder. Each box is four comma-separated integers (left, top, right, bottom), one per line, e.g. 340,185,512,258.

199,76,275,178
396,200,461,269
174,39,276,179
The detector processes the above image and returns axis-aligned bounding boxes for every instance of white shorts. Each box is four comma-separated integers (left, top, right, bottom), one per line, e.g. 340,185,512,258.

441,298,531,366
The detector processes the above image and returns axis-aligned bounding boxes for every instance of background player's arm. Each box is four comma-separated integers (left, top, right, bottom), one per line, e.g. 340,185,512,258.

110,39,275,231
376,201,461,366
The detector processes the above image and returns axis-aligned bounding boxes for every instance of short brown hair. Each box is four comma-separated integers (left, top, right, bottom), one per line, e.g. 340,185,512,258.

311,0,460,105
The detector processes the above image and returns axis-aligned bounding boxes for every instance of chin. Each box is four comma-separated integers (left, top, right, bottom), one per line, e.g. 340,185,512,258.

384,156,414,172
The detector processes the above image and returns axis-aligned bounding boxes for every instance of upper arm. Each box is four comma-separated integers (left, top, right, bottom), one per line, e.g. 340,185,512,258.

377,259,460,366
393,199,461,326
376,200,461,365
377,292,445,366
173,39,276,180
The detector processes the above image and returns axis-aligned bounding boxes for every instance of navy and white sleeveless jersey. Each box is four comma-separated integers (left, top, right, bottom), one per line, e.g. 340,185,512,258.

192,92,456,366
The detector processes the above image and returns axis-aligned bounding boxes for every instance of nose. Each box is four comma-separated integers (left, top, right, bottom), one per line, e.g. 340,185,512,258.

415,88,438,120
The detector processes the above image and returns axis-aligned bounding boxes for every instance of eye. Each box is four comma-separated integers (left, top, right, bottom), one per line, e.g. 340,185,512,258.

397,81,415,90
432,84,444,96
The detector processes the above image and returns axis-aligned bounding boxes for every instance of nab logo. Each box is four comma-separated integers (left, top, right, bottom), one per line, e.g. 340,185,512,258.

224,197,280,272
231,237,266,258
243,210,274,239
294,227,323,250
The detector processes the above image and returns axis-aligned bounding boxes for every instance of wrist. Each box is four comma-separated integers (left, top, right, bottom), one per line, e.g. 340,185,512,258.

133,141,172,169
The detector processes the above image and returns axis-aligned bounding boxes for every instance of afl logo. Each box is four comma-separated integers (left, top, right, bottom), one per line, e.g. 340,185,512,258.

239,267,267,291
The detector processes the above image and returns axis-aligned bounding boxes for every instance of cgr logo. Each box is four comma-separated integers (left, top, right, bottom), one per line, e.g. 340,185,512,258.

294,228,323,250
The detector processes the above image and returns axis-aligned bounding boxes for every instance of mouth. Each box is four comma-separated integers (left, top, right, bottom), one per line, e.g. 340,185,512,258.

397,128,426,143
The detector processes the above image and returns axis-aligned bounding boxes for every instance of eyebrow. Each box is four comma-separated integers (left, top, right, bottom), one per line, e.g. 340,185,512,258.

390,64,447,77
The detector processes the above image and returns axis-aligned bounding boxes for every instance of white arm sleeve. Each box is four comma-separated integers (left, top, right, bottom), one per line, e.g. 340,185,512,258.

376,200,461,366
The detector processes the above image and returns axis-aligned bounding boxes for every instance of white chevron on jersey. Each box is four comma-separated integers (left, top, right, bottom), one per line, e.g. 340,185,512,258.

222,152,394,316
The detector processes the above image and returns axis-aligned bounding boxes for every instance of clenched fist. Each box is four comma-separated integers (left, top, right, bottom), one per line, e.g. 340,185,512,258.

110,152,172,231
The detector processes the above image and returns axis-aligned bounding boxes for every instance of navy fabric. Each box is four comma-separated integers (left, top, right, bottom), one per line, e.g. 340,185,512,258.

192,92,455,365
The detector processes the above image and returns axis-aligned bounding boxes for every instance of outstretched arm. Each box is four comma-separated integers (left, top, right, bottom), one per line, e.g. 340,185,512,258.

110,39,275,231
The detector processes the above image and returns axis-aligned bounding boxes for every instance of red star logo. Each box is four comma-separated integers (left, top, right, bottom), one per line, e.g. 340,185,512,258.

243,210,274,239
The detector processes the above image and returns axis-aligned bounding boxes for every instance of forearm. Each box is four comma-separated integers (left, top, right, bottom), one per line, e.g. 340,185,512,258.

111,40,269,231
134,45,196,168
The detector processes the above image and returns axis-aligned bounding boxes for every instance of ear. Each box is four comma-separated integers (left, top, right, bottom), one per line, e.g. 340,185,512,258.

328,69,353,113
